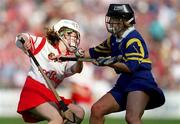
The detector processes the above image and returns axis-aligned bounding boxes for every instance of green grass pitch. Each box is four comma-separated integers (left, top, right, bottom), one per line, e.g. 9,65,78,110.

0,117,180,124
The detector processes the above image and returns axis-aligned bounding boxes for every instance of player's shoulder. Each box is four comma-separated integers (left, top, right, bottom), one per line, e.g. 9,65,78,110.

126,29,139,38
125,29,145,42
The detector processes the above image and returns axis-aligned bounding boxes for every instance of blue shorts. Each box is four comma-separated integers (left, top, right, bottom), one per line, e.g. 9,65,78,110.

109,78,165,111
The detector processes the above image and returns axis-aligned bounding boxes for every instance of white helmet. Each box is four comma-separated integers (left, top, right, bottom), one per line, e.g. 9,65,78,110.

53,19,80,33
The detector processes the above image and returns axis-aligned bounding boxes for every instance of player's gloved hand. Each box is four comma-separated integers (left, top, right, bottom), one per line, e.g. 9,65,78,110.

94,56,111,66
74,48,85,58
94,55,122,66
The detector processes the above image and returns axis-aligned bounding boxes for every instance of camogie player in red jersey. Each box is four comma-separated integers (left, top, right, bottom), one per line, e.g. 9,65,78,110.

15,19,85,124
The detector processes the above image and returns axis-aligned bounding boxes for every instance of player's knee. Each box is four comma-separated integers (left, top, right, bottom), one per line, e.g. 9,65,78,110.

91,103,104,118
125,112,141,124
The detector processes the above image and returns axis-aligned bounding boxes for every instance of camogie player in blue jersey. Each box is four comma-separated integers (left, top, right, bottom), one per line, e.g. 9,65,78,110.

84,4,165,124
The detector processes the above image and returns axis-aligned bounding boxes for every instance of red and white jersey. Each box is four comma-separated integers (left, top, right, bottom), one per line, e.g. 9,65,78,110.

15,33,76,88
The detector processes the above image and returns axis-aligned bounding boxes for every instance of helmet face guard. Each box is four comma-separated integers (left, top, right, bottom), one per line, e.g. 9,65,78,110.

58,28,80,52
105,4,135,35
53,19,81,53
105,16,124,35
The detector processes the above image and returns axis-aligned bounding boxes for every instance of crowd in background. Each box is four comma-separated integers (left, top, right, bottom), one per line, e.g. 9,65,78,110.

0,0,180,93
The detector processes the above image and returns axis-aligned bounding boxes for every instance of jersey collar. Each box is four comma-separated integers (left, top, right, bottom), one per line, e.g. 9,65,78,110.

122,26,135,38
116,26,135,42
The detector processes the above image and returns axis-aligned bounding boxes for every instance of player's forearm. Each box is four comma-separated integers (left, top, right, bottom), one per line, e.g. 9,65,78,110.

71,61,83,73
109,62,131,73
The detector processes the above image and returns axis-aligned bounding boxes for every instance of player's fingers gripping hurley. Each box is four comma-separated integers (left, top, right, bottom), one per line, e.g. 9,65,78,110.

103,55,122,65
95,55,122,66
61,109,77,124
17,34,32,50
24,39,32,50
94,56,111,66
63,109,82,124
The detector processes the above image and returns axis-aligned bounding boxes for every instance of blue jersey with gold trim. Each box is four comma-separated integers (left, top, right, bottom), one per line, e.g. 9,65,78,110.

89,29,152,73
89,28,165,110
89,28,156,85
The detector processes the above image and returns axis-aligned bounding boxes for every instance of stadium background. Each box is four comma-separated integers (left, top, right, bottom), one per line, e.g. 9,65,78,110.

0,0,180,123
